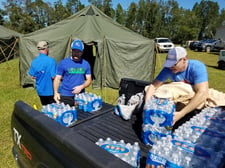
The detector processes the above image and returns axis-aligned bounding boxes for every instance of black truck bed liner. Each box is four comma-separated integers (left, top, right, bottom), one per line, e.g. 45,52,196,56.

72,105,151,167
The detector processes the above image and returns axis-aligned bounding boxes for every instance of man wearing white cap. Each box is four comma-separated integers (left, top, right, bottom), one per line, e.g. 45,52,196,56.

29,41,57,105
145,46,208,124
53,39,92,106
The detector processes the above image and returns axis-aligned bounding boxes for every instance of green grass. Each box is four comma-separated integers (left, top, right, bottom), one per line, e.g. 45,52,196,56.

1,49,225,167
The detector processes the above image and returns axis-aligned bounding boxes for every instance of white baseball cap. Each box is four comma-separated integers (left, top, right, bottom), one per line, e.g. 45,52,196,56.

37,41,49,50
164,46,187,67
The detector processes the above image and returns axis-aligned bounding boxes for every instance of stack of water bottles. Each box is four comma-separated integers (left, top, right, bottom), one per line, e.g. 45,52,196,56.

96,137,141,168
142,96,175,145
146,107,225,168
41,102,77,126
74,92,102,112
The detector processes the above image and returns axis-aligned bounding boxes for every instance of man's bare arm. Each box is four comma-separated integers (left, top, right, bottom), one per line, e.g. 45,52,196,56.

72,74,92,94
53,75,62,103
145,79,163,103
173,81,208,124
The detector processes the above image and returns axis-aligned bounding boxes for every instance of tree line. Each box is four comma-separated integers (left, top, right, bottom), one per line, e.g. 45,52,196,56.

0,0,225,44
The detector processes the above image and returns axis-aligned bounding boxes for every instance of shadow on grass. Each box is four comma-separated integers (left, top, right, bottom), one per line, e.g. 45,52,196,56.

206,64,219,69
209,52,220,56
206,64,225,71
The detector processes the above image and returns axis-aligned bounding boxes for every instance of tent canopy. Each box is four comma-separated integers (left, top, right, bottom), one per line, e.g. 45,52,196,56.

19,5,155,89
0,25,22,39
0,26,22,63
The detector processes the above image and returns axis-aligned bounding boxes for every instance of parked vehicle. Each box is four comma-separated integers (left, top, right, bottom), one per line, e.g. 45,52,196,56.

218,50,225,70
214,39,225,51
195,39,219,52
154,37,175,52
189,41,199,50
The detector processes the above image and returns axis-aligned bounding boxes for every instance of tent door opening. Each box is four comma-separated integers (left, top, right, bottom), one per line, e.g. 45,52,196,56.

82,42,97,80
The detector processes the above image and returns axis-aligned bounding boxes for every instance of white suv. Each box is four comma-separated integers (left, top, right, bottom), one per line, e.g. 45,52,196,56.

154,37,175,52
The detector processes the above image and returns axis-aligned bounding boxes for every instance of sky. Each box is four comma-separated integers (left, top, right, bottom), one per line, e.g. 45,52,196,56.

0,0,224,10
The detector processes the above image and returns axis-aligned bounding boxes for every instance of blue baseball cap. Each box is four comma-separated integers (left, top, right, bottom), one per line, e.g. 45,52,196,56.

71,39,84,51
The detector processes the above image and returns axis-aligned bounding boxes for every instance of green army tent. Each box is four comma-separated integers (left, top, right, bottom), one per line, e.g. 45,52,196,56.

19,5,155,89
0,26,22,63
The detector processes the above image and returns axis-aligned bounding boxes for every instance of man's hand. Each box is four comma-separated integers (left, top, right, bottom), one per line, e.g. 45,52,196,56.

145,164,164,168
54,92,61,103
173,111,185,125
72,84,84,94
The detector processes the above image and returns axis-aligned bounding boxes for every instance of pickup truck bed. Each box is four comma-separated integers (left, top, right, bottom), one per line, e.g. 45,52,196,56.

12,100,150,168
12,78,152,168
12,78,203,168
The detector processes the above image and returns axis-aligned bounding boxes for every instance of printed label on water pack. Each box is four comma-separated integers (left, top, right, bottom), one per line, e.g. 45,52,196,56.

143,98,174,127
205,115,225,124
61,111,76,125
146,152,167,166
100,144,129,154
191,126,225,139
171,140,210,158
142,130,167,145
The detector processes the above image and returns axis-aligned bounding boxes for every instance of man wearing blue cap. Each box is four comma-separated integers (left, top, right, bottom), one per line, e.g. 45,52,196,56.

53,39,92,106
145,46,209,125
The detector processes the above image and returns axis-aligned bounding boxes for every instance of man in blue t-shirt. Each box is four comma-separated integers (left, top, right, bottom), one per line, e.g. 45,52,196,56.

29,41,57,105
54,39,92,106
145,46,209,125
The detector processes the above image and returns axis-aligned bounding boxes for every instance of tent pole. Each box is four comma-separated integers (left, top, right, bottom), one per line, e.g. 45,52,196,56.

7,37,18,61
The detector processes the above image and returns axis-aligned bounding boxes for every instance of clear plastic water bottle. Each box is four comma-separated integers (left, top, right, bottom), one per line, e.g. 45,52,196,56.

118,94,126,105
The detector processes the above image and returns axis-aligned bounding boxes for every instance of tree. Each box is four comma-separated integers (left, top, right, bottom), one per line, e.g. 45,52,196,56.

135,0,145,34
115,4,125,25
49,0,70,25
102,0,114,18
193,0,220,39
88,0,103,9
0,9,6,25
126,2,138,31
143,0,162,38
3,0,36,33
66,0,84,14
218,9,225,27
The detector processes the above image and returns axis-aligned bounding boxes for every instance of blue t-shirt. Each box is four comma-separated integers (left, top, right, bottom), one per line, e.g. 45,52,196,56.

29,53,57,96
156,60,208,85
57,57,91,96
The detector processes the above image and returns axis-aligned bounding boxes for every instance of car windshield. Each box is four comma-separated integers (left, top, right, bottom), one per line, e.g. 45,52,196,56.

208,39,217,43
158,38,171,43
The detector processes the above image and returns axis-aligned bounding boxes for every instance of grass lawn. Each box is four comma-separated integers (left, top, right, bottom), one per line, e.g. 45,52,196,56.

0,48,225,167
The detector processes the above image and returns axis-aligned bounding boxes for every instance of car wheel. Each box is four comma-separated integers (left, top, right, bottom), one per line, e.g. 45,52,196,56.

206,46,211,53
218,61,225,70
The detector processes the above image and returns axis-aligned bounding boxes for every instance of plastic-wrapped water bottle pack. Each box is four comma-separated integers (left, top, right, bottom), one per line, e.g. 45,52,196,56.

41,102,77,126
142,96,175,145
74,92,102,112
146,107,225,168
96,137,141,168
